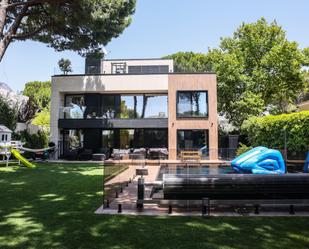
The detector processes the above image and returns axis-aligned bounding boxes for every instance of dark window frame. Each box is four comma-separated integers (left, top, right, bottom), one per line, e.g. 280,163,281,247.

111,62,127,74
128,65,169,74
176,90,209,119
176,129,209,155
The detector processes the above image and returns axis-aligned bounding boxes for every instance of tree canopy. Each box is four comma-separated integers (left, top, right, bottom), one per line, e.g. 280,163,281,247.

58,58,72,75
23,81,51,110
0,0,136,61
0,94,17,130
166,18,308,129
164,52,212,73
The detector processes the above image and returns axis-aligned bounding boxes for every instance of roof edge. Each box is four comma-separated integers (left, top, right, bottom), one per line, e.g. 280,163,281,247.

52,72,216,78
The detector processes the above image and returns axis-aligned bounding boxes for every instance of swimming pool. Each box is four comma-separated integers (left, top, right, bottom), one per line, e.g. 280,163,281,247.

156,163,305,181
156,164,235,181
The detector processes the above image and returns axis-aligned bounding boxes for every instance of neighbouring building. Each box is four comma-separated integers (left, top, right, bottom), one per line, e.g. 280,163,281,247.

298,93,309,111
0,125,12,143
50,58,218,160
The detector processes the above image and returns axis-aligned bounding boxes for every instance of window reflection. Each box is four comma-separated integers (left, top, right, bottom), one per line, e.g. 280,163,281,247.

117,129,167,149
120,94,167,118
177,129,209,156
102,130,114,148
64,95,86,119
63,93,168,119
177,91,208,118
64,129,84,150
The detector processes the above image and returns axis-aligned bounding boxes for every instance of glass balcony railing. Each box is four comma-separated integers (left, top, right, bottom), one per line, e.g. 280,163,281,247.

58,106,168,119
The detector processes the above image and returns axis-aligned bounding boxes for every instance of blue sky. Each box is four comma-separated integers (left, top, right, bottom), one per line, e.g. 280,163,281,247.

1,0,309,91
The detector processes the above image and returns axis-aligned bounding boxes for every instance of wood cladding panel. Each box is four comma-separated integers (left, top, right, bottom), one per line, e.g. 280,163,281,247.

168,74,218,160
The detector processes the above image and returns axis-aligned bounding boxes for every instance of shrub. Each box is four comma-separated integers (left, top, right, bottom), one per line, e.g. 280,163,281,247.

236,143,253,156
16,130,49,149
241,111,309,152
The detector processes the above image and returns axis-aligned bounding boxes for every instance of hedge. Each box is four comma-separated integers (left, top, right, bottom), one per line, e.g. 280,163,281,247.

241,111,309,152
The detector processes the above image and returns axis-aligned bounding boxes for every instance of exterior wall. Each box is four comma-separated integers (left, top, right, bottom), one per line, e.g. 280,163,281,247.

50,74,169,145
167,74,218,160
102,59,174,74
51,72,218,160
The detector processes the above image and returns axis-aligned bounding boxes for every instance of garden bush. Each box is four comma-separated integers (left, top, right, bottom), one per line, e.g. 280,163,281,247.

241,111,309,152
236,143,253,156
14,130,49,149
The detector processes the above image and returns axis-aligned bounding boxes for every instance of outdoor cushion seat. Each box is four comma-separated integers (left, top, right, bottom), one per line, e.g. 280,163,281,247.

79,149,93,161
92,153,106,161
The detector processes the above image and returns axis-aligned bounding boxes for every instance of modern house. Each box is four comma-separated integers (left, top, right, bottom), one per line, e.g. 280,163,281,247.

50,58,218,160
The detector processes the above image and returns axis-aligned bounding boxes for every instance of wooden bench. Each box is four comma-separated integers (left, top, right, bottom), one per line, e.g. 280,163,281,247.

180,151,201,162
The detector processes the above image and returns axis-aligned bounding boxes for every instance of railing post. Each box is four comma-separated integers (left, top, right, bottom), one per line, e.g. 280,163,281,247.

202,198,210,217
118,204,122,213
168,205,172,214
136,177,144,209
289,205,295,215
254,205,260,215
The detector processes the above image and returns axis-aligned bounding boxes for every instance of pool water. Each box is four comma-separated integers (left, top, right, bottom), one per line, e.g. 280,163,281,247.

156,164,305,181
156,165,235,181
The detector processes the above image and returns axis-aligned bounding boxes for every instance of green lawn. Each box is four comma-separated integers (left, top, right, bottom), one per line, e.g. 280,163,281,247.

0,163,309,249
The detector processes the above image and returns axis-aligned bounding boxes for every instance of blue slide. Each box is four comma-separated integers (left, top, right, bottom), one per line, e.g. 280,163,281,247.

231,147,286,174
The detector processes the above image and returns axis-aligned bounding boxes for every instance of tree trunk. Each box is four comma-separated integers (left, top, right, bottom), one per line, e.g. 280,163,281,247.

0,0,8,35
0,35,11,62
133,96,137,118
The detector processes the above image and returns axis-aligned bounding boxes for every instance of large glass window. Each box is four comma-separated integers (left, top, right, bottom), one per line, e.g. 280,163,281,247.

177,91,208,118
117,129,167,149
101,95,120,119
64,95,86,119
120,94,167,118
63,93,168,119
119,129,135,149
144,129,167,148
63,129,84,150
177,129,209,156
102,130,114,148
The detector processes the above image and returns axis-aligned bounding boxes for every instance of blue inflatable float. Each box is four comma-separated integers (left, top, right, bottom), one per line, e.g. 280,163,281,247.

231,147,286,174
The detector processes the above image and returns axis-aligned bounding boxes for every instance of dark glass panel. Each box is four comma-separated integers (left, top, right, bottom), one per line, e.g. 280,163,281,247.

102,130,114,148
177,91,208,118
128,65,169,74
63,129,84,150
64,95,86,119
84,94,101,119
177,129,209,156
101,94,120,118
144,129,168,148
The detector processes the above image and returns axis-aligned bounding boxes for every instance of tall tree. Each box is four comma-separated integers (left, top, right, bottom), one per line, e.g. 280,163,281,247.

164,52,212,72
23,81,51,110
167,18,307,129
0,94,17,130
208,18,306,127
0,0,136,61
58,58,72,75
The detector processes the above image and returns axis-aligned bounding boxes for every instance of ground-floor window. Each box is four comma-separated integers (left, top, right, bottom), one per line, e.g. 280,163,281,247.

117,128,167,149
60,128,168,157
177,129,209,156
63,129,84,150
